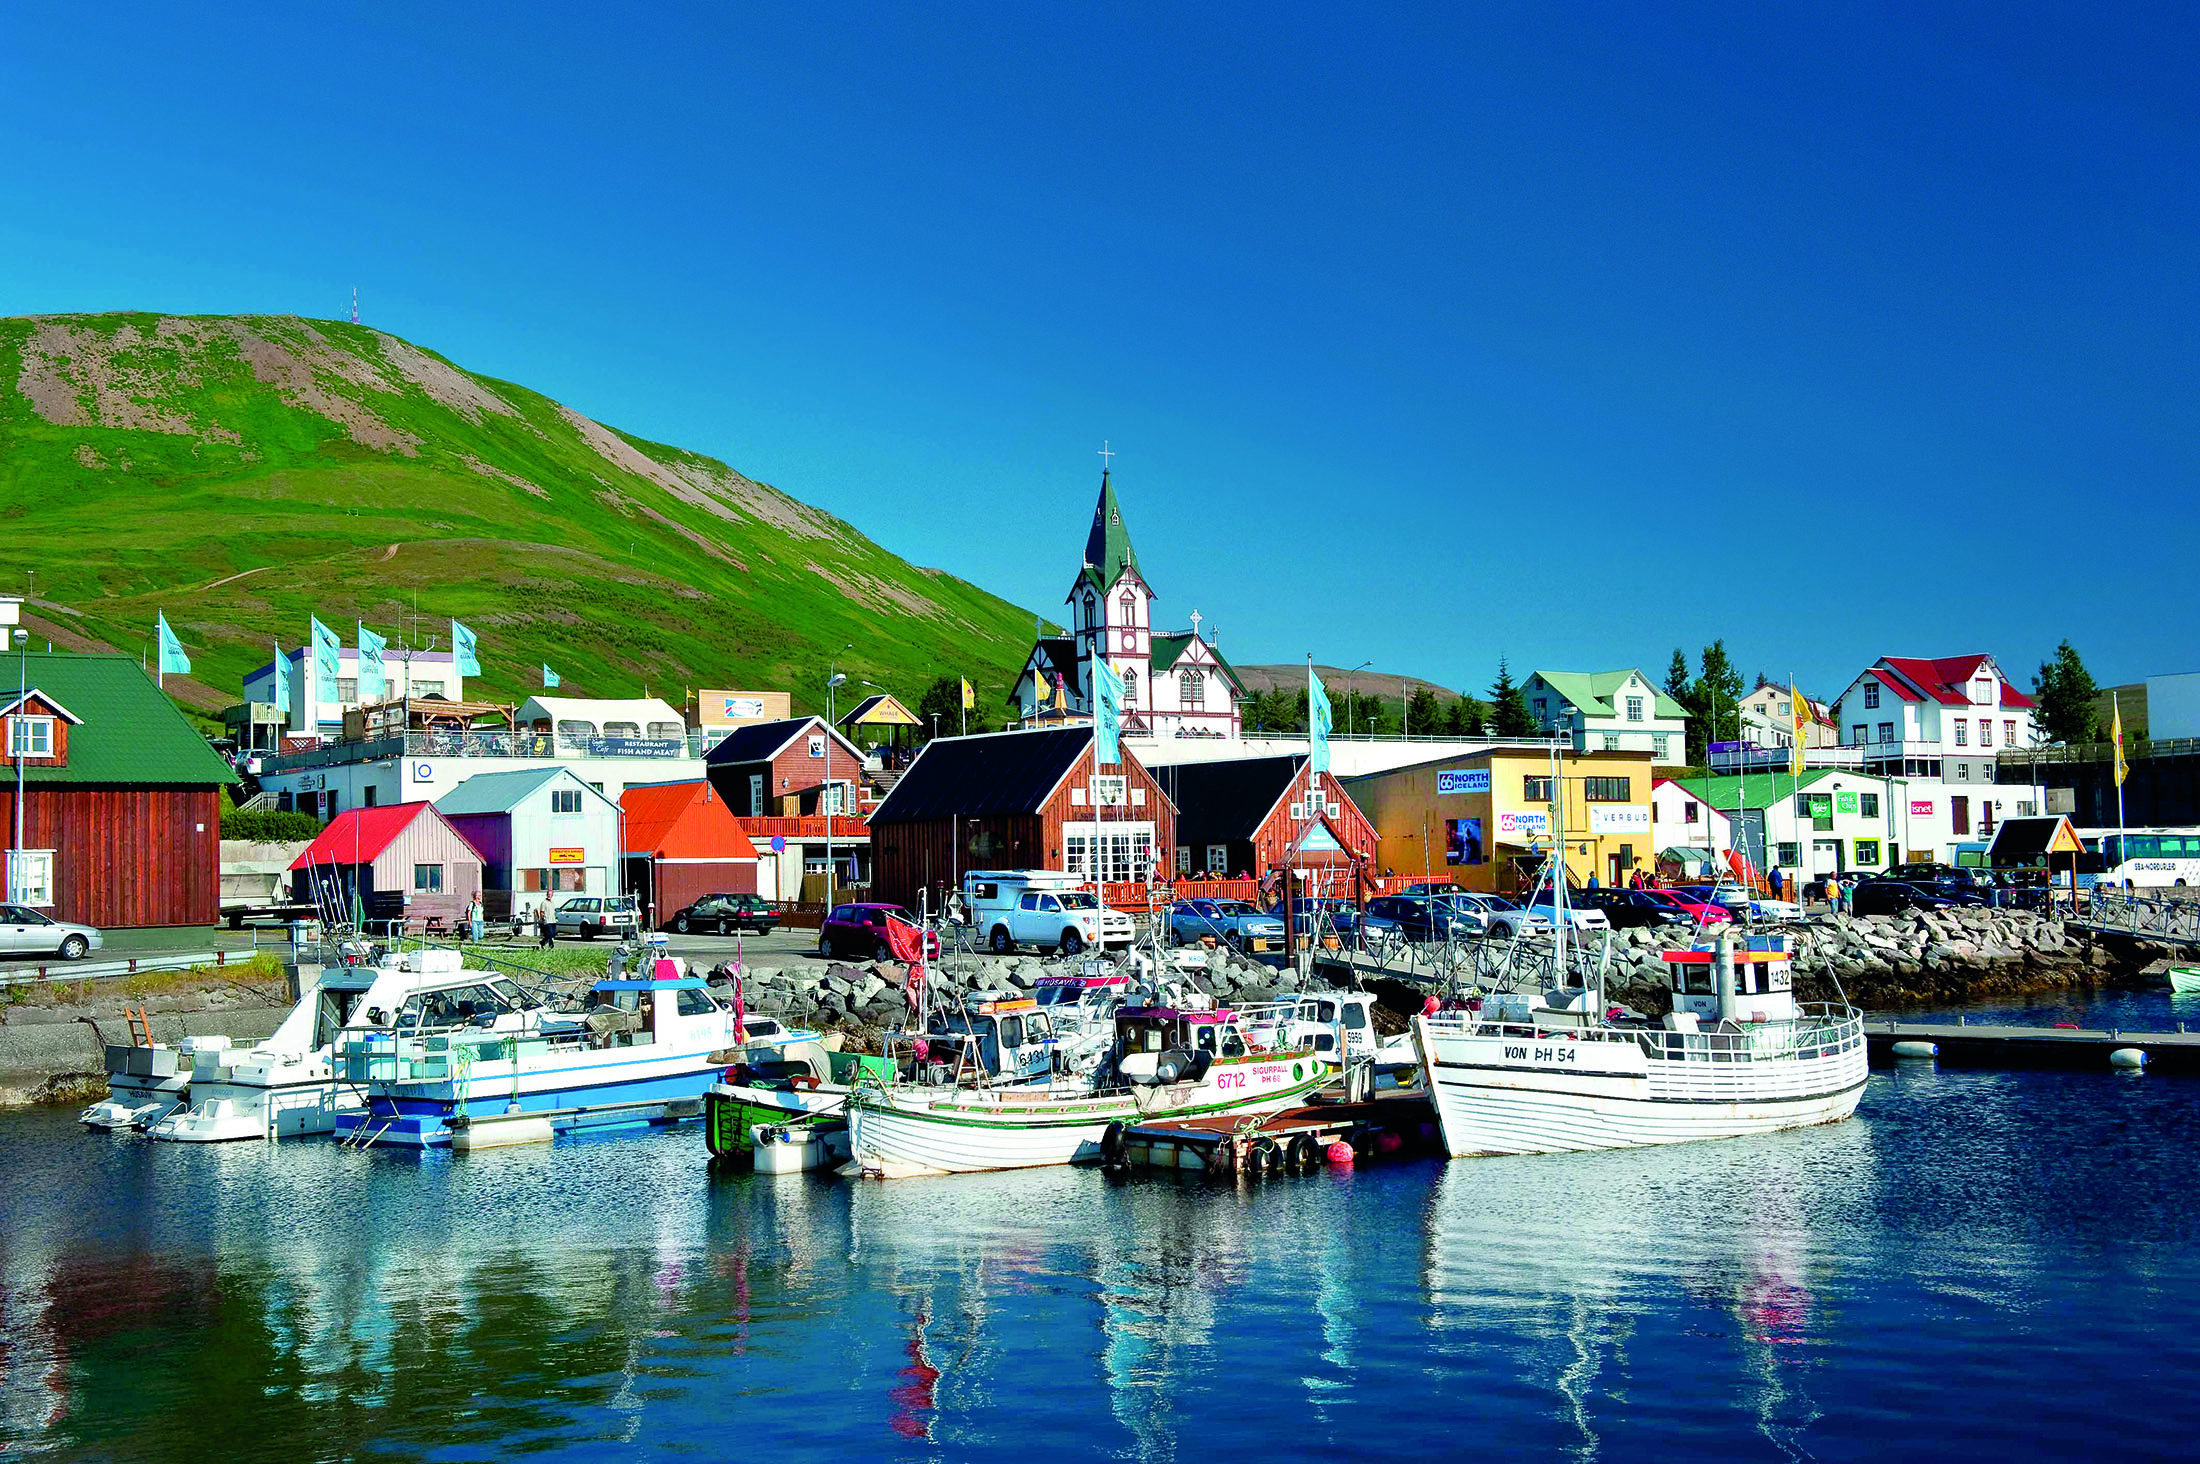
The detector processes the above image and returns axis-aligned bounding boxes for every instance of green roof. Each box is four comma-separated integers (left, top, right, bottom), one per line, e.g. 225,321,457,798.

5,652,237,786
1668,769,1833,812
1149,632,1246,695
1074,471,1142,595
1534,669,1689,720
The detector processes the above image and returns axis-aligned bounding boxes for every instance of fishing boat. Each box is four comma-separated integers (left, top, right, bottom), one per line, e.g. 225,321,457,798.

1413,929,1866,1156
2167,966,2200,994
144,949,468,1142
332,956,756,1148
702,1022,863,1160
845,998,1329,1178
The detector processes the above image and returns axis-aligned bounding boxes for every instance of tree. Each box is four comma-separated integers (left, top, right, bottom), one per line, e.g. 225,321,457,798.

1449,693,1490,738
916,675,988,739
1664,648,1692,705
1489,657,1537,738
2033,641,2102,745
1691,640,1745,741
1407,684,1442,738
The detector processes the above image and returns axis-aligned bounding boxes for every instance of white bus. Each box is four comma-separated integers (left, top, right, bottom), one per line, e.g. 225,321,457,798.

2081,828,2200,889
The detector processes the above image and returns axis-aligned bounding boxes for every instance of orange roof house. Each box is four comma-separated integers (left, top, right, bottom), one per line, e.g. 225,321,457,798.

620,780,761,919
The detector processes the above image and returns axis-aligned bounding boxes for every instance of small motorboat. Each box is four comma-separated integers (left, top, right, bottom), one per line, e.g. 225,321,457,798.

2167,966,2200,994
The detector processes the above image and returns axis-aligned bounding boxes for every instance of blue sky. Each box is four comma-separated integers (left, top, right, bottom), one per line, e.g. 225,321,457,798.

4,4,2194,700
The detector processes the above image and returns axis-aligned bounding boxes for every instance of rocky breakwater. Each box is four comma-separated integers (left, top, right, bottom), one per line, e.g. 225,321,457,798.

721,946,1308,1042
1598,907,2109,1014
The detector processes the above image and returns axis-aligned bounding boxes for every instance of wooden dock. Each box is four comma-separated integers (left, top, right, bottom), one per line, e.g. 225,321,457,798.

1112,1095,1436,1177
1867,1019,2200,1074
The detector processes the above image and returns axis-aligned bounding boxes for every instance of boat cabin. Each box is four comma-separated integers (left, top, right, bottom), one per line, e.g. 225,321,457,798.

583,976,728,1047
1661,939,1798,1027
1115,1005,1251,1079
923,991,1056,1080
1033,972,1131,1035
1270,991,1377,1062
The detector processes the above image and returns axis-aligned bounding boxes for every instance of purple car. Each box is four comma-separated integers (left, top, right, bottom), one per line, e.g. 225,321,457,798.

817,902,941,962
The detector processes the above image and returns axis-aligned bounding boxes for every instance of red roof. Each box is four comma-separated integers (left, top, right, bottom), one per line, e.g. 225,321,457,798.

620,781,759,861
1877,656,2033,710
288,803,467,869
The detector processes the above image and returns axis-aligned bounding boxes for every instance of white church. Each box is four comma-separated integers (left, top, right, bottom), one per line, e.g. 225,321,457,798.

1012,469,1245,740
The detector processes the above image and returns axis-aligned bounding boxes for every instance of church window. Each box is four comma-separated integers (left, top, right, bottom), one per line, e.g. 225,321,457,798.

1119,591,1136,627
1182,669,1205,709
1122,668,1138,703
1084,593,1097,628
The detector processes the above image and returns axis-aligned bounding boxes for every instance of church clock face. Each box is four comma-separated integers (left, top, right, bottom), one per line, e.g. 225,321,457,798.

1120,631,1134,651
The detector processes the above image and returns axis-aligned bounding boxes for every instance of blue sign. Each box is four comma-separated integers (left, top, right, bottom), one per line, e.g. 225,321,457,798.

770,836,787,853
1436,769,1490,795
581,737,685,759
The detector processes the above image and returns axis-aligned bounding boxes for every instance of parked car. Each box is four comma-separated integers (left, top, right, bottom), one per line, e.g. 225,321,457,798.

1636,888,1736,924
1747,894,1806,922
819,902,943,961
1525,892,1613,932
1167,898,1287,953
1366,893,1489,941
1264,897,1401,944
964,870,1135,954
1572,888,1694,929
1847,880,1984,918
663,893,778,936
1448,892,1552,939
1674,884,1755,918
0,905,101,959
553,895,642,939
1394,881,1462,898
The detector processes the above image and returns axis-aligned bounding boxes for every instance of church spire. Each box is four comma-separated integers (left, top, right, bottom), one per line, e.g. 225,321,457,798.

1080,467,1142,592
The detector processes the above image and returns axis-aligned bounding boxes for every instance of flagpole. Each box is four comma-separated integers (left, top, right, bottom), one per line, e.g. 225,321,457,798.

2115,690,2127,872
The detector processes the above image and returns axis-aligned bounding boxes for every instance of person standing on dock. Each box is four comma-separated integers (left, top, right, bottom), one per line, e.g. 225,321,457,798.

468,894,485,945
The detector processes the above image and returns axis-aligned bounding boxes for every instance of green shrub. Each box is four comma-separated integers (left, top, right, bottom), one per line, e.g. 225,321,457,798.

222,808,323,842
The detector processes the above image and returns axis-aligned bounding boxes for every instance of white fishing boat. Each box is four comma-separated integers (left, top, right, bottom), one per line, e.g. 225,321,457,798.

146,949,467,1143
2167,966,2200,994
1413,929,1866,1156
846,998,1329,1178
333,956,751,1148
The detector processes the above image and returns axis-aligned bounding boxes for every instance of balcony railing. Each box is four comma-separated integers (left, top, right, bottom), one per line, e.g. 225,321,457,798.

741,815,871,840
262,728,713,774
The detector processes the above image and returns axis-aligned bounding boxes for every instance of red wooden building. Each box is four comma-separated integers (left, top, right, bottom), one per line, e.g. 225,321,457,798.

704,716,868,817
1148,755,1376,881
0,653,237,928
620,779,761,922
867,726,1176,915
287,802,484,930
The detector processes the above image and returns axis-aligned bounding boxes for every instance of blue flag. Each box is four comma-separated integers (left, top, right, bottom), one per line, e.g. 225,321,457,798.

310,616,342,683
155,611,191,676
452,620,480,677
357,623,388,701
542,663,561,689
1094,658,1123,766
1308,665,1333,774
271,639,289,712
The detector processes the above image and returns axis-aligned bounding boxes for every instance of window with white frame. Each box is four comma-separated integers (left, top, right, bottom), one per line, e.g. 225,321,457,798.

1652,733,1670,759
1601,734,1621,751
1181,670,1205,709
1954,762,1969,780
1953,721,1967,746
1626,696,1644,722
1207,844,1229,873
412,680,446,698
1174,845,1191,875
8,850,55,906
1122,668,1137,703
550,788,583,814
9,716,54,757
1979,718,1992,747
414,864,444,893
1062,822,1156,883
2004,718,2017,746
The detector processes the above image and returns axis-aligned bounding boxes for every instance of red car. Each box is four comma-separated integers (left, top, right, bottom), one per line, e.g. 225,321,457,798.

818,902,941,962
1636,888,1733,924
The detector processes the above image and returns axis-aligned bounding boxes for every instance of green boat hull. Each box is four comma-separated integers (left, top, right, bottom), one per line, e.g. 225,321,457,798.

705,1087,840,1158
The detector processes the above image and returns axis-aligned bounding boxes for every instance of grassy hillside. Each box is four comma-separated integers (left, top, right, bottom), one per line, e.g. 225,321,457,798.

0,313,1042,720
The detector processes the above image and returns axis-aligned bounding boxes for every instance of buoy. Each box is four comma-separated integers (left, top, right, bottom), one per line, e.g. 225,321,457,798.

1324,1140,1355,1166
453,1116,555,1151
2110,1047,2148,1071
1891,1040,1939,1060
1374,1130,1403,1155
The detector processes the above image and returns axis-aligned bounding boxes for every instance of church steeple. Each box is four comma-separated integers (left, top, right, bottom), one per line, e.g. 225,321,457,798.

1078,469,1141,593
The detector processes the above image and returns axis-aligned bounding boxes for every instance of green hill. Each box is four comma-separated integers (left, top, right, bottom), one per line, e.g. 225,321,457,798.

0,312,1041,721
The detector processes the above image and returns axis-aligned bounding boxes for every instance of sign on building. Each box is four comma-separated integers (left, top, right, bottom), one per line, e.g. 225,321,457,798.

549,848,585,865
1587,807,1651,834
1436,769,1490,795
1910,800,1935,816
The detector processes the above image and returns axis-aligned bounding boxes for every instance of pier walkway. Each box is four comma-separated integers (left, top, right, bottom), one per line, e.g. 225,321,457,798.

1868,1017,2200,1074
2066,889,2200,952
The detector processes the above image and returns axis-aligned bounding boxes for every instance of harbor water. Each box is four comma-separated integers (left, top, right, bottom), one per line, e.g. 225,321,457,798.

6,1056,2199,1461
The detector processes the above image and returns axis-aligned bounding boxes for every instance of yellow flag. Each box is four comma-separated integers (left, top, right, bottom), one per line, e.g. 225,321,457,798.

2113,697,2128,787
1789,682,1806,778
960,677,974,712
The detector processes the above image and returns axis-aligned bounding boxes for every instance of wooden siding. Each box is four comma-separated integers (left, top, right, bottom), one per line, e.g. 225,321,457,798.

367,809,483,927
650,859,759,918
1247,769,1376,873
0,785,219,927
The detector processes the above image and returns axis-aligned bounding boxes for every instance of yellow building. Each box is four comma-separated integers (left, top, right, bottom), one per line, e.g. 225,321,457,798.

1340,747,1656,893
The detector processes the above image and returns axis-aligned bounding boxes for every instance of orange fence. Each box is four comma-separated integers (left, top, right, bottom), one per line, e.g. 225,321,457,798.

740,815,870,840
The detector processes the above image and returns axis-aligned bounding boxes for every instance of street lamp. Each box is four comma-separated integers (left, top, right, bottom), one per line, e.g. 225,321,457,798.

8,623,26,904
1347,661,1373,739
825,656,850,908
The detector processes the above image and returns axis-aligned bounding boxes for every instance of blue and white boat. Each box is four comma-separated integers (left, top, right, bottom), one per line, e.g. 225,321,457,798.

332,961,769,1148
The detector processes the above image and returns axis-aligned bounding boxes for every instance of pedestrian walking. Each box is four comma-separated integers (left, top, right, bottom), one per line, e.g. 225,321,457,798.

536,903,555,950
468,894,485,945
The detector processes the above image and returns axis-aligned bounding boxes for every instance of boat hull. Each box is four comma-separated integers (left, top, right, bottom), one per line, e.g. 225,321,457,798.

147,1077,357,1142
1413,1015,1868,1157
81,1072,192,1131
336,1049,728,1147
847,1057,1329,1178
2169,967,2200,994
705,1082,844,1158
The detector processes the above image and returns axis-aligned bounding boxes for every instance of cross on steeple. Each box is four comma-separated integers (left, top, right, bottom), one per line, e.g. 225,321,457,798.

1189,609,1203,639
1097,440,1114,472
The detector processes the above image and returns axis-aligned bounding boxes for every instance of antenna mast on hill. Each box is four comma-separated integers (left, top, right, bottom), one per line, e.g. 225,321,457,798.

351,287,359,325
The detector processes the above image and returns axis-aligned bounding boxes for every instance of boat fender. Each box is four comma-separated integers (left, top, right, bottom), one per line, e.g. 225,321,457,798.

789,1074,820,1092
1248,1136,1280,1173
1100,1121,1128,1166
1323,1140,1355,1167
1288,1134,1321,1171
1890,1040,1938,1060
1374,1130,1403,1155
2110,1047,2148,1071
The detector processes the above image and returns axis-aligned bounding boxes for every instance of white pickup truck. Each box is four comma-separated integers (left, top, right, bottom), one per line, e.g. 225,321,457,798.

963,871,1135,956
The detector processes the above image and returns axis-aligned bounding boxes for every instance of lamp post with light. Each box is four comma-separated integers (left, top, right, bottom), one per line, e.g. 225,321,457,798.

6,603,26,904
1346,660,1373,739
